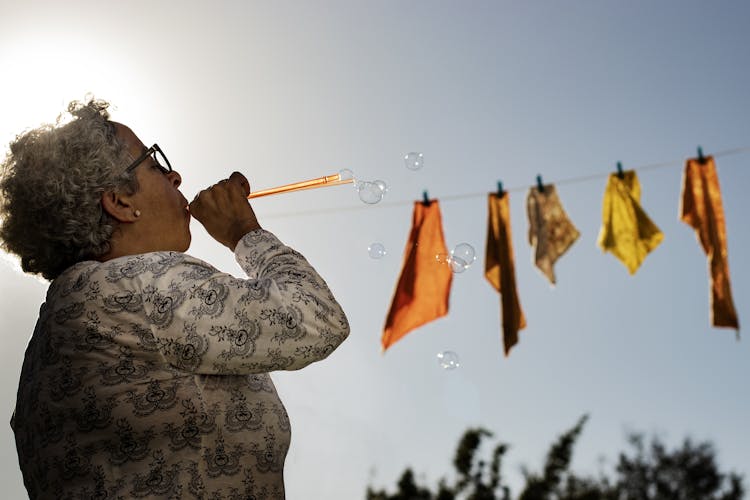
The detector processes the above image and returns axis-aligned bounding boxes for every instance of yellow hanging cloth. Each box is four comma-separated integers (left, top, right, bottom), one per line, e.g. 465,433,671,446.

597,170,664,274
485,193,526,356
527,184,580,284
680,156,739,331
382,200,453,351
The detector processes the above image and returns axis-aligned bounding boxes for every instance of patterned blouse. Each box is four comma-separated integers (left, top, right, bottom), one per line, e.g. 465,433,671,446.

11,229,350,499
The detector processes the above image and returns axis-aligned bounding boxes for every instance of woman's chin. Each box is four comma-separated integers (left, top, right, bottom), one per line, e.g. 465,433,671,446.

180,232,192,252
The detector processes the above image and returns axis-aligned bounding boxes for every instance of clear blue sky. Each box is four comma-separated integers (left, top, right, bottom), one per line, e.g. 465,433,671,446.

1,1,748,498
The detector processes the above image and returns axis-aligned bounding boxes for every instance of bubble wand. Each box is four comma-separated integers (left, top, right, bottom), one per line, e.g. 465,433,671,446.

247,172,354,199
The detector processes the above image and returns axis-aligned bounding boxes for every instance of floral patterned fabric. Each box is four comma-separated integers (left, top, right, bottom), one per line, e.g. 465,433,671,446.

526,184,580,285
11,229,350,499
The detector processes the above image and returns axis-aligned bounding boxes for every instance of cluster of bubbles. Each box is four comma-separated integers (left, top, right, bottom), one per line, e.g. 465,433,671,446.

367,152,462,371
343,150,424,209
437,350,460,370
339,169,388,205
436,242,476,273
450,243,477,272
356,179,388,204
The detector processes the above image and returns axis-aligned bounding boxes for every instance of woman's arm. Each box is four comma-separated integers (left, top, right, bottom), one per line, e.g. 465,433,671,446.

139,229,349,374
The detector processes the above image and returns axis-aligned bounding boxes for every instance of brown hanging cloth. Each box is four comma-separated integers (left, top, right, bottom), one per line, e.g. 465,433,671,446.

680,155,739,332
485,192,526,356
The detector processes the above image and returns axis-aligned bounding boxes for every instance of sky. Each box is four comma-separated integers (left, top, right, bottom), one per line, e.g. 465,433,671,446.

0,1,748,498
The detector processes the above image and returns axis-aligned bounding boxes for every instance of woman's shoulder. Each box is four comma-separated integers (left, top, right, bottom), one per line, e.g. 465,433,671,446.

50,251,219,296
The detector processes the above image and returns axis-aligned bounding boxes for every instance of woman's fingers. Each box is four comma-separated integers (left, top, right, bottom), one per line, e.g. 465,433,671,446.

189,173,260,250
229,171,251,196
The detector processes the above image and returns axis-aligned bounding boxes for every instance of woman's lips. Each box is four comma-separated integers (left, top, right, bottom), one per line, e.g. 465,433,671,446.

182,197,191,218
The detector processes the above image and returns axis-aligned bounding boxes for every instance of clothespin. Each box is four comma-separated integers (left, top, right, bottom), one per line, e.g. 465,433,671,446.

616,162,624,179
496,181,504,198
536,175,545,193
697,146,706,164
422,190,431,206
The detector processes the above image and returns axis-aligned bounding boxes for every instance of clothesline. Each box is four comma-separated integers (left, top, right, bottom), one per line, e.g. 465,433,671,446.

261,146,750,219
379,152,740,354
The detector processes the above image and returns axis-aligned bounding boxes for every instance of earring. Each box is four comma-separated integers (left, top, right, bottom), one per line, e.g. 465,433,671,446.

134,210,141,218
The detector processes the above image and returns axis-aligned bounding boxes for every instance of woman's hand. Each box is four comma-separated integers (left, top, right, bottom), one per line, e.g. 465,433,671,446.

189,171,261,250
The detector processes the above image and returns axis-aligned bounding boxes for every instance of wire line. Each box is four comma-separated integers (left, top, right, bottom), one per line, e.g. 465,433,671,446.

261,146,750,219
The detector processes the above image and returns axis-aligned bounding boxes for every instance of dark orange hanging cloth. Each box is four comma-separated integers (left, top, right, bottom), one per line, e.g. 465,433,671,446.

485,193,526,356
680,155,739,332
382,200,453,351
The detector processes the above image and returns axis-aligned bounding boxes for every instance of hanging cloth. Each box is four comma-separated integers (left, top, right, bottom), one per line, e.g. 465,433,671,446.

597,170,664,274
485,193,526,356
526,184,580,284
680,156,739,331
382,200,453,351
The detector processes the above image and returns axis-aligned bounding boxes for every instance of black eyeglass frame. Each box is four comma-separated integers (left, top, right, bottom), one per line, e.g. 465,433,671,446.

124,143,172,174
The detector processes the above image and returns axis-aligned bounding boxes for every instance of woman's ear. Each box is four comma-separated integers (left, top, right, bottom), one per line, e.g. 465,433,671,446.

101,190,139,223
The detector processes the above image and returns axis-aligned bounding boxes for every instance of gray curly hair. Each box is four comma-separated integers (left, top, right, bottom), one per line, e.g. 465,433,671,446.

0,99,140,280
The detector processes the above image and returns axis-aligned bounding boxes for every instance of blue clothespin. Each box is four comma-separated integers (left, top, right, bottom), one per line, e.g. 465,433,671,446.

616,162,624,179
422,190,430,206
497,181,504,197
697,146,706,164
536,175,545,193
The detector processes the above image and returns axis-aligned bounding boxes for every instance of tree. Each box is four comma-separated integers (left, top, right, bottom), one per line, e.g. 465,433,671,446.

366,416,745,500
612,433,744,500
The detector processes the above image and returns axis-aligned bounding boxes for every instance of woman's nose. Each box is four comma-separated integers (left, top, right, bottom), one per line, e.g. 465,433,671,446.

168,170,182,188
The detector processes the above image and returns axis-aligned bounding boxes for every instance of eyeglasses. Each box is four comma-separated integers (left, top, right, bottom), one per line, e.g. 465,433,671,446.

124,143,172,174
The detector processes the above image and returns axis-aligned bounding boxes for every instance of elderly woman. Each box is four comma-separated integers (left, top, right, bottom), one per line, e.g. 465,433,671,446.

1,99,350,499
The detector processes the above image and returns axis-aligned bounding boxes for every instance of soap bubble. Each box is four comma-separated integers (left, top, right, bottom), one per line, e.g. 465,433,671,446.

404,152,424,171
368,242,387,259
452,243,476,264
357,181,385,204
338,169,355,183
449,257,468,274
449,243,476,273
437,351,460,370
373,179,389,195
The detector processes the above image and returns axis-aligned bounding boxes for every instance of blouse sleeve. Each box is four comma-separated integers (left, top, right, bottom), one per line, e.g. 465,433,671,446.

138,229,350,374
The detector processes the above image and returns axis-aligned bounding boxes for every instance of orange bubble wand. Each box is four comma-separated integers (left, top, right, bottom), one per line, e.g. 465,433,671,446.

247,172,354,199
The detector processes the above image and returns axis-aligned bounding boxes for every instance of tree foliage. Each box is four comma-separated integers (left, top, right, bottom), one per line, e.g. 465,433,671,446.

366,416,744,500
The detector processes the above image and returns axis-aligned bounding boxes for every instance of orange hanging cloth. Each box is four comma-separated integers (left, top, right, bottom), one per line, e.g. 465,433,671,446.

680,156,739,331
382,200,453,351
485,193,526,356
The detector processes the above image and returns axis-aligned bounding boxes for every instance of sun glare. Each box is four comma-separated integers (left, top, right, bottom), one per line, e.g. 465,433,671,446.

0,37,117,144
0,38,117,283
